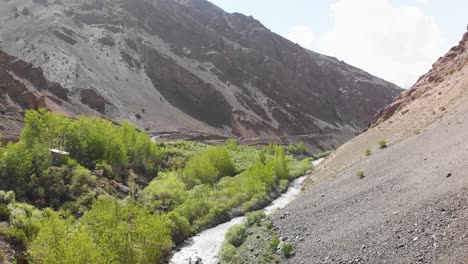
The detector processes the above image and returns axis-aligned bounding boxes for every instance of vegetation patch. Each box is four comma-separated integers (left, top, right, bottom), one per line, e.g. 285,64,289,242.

356,171,365,179
378,140,388,149
220,213,296,264
281,243,294,258
0,109,315,263
365,148,372,156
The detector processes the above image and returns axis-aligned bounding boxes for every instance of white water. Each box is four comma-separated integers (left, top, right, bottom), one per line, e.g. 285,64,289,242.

170,158,325,264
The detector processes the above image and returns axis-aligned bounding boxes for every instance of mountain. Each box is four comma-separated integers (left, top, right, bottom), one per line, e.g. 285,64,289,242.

0,49,100,143
0,0,401,149
272,30,468,263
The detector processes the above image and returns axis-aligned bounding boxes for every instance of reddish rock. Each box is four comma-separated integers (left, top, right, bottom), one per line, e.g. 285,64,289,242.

19,91,38,109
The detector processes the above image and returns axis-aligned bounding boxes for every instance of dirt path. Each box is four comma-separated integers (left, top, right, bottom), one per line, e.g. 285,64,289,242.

273,98,468,263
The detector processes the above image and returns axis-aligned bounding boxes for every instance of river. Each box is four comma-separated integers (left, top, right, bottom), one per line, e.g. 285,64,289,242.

169,158,325,264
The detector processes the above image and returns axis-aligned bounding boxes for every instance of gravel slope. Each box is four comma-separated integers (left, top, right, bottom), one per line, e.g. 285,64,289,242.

273,94,468,264
273,32,468,264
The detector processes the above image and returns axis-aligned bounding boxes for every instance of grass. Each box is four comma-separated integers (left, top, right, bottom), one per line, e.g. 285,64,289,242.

378,140,387,149
281,243,294,257
314,150,333,160
270,235,280,251
356,171,365,179
364,149,372,156
225,224,247,247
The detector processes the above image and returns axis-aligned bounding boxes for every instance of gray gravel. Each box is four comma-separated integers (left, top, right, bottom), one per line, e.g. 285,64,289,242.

273,100,468,263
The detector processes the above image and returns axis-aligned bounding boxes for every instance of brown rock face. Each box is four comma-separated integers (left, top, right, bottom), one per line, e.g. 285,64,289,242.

80,89,106,114
0,49,100,141
0,0,402,149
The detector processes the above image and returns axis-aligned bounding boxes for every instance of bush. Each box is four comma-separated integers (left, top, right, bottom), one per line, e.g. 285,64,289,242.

356,171,365,179
0,226,28,247
365,149,372,156
285,142,308,156
314,150,333,159
246,210,266,227
225,224,247,247
378,140,387,149
144,172,187,211
225,139,239,151
181,147,236,188
0,204,10,221
5,190,15,204
270,235,280,251
281,243,294,257
164,211,193,244
220,243,241,264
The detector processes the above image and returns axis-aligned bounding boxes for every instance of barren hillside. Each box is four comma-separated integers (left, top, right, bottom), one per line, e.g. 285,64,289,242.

273,30,468,264
0,0,401,148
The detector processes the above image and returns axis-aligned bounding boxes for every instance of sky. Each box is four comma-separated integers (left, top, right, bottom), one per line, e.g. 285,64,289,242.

208,0,467,88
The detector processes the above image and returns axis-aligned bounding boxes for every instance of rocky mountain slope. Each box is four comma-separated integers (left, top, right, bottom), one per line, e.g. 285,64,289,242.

0,0,401,147
0,49,99,143
273,30,468,263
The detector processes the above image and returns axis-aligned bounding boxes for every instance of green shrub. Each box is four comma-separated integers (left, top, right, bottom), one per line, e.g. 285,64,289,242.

95,161,114,178
285,142,308,156
0,204,10,221
144,172,187,211
314,150,333,159
220,243,241,264
181,147,236,188
246,210,266,227
0,191,13,206
356,171,365,179
225,139,239,151
8,203,43,243
69,166,96,196
225,224,247,247
270,235,280,251
258,150,266,164
365,149,372,156
281,243,294,257
164,211,193,244
378,140,387,149
288,157,313,178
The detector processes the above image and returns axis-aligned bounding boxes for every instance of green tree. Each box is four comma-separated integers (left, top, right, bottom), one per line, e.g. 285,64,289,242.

29,213,103,264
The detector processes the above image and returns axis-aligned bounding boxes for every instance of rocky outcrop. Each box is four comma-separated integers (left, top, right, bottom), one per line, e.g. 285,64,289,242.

370,30,468,128
0,0,402,149
0,49,99,142
80,88,106,114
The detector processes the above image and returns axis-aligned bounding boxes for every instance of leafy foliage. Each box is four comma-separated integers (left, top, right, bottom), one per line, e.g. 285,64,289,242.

220,243,242,264
281,243,294,257
0,109,316,263
245,210,266,227
0,204,10,221
225,224,247,247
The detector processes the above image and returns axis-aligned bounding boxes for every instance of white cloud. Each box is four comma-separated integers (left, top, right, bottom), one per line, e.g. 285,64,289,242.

285,24,315,50
417,0,431,5
316,0,447,87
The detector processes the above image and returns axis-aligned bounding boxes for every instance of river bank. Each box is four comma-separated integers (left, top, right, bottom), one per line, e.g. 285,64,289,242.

170,158,325,264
